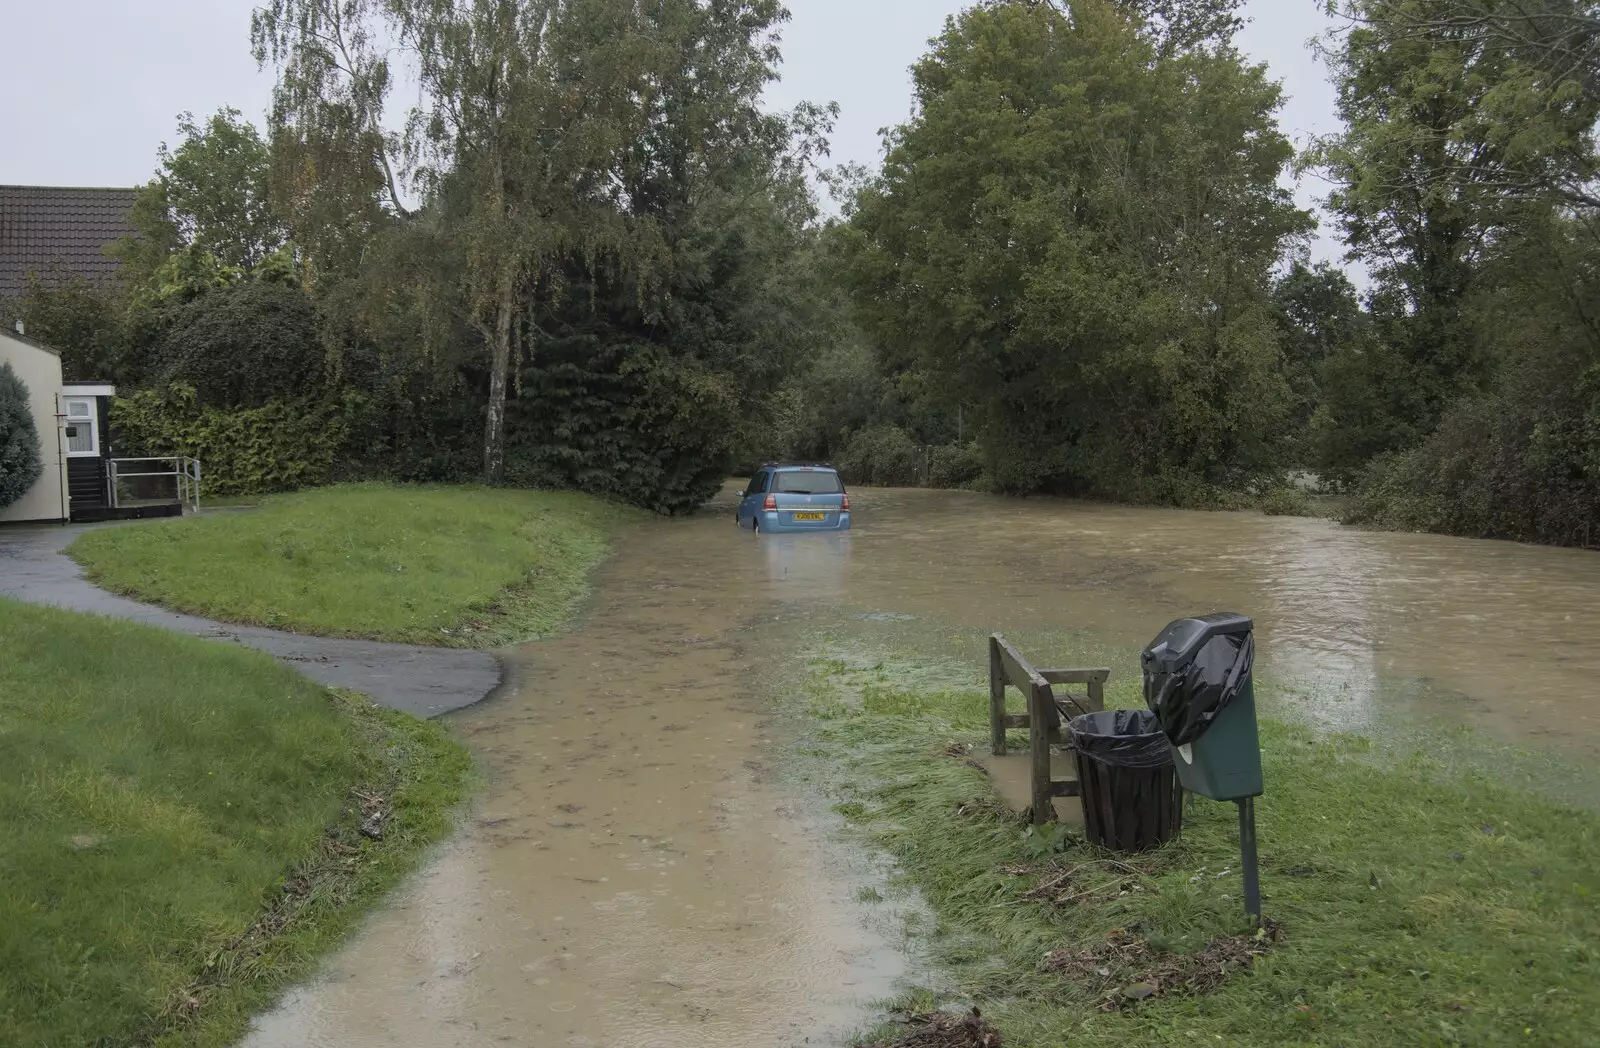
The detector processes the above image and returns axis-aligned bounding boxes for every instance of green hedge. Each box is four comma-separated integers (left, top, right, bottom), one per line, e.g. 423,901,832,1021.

1344,357,1600,546
111,384,349,497
837,425,985,489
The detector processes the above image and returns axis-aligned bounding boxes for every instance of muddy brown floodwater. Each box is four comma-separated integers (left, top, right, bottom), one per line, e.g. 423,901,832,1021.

243,486,1600,1047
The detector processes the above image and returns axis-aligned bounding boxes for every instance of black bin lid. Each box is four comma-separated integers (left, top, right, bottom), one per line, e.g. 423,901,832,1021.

1142,612,1253,672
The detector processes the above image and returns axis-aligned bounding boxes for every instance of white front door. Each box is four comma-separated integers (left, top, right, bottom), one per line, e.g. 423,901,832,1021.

63,398,98,457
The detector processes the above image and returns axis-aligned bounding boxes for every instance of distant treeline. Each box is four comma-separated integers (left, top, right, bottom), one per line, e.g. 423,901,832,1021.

8,0,1598,544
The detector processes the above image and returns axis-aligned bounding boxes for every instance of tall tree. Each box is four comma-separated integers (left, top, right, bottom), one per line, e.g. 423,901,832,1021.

395,0,681,483
251,0,831,495
252,0,410,279
1310,0,1600,432
140,109,288,273
503,2,833,506
1313,2,1600,534
840,0,1306,501
1326,1,1600,234
1270,260,1369,438
1334,2,1600,109
1123,0,1246,52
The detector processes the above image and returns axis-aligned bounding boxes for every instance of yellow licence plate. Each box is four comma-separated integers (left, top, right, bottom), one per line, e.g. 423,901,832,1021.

792,512,826,521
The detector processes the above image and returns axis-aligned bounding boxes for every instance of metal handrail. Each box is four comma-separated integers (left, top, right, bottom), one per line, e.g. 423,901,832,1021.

108,456,202,513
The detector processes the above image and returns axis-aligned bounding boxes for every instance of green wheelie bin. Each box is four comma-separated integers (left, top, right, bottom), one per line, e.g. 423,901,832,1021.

1143,612,1264,917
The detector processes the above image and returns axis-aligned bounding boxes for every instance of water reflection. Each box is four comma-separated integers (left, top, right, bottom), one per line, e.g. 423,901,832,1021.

761,532,853,598
1250,519,1387,733
806,488,1600,756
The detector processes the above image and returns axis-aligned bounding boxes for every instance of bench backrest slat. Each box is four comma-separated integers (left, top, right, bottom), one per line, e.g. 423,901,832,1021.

991,633,1048,691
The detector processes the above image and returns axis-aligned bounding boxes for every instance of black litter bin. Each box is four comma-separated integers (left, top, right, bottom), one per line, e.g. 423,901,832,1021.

1068,710,1184,852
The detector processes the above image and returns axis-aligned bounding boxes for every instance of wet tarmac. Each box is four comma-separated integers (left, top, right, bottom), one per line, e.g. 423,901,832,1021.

0,525,500,717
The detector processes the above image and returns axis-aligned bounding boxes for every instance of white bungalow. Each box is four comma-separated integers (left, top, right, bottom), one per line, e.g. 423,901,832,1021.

0,324,179,524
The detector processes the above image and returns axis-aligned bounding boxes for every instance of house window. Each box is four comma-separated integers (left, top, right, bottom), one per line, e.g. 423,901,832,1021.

64,398,99,457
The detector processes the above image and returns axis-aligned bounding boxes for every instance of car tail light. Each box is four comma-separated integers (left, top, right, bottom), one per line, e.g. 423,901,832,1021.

763,493,777,511
841,493,850,512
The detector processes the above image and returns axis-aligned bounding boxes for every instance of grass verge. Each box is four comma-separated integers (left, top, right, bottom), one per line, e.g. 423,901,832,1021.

0,598,472,1047
68,482,641,647
797,654,1600,1046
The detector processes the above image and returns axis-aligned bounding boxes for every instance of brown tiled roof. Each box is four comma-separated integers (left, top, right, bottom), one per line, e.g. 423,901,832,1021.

0,185,139,300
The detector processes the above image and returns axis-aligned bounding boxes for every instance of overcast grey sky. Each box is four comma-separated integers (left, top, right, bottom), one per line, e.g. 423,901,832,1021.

0,1,1344,263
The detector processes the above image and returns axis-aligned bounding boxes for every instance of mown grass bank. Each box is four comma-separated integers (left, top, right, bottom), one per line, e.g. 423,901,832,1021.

795,655,1600,1047
0,598,471,1047
68,483,641,647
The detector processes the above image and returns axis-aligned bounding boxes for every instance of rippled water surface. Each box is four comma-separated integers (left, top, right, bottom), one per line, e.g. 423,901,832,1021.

243,486,1600,1046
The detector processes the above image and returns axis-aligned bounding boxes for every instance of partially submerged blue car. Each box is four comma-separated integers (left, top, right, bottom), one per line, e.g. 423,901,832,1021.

736,463,851,533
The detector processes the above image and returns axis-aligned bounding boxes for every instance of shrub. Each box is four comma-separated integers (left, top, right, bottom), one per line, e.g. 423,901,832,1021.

1260,486,1312,516
111,384,349,497
1093,467,1251,510
0,362,43,508
505,341,739,515
839,425,925,486
836,427,987,490
928,441,985,489
1345,355,1600,546
148,280,327,408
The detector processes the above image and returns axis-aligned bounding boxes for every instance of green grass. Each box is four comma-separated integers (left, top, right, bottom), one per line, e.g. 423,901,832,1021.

797,655,1600,1047
68,483,641,647
0,598,472,1048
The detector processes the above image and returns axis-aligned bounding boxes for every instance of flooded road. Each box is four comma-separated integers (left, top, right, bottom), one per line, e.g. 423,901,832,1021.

243,486,1600,1047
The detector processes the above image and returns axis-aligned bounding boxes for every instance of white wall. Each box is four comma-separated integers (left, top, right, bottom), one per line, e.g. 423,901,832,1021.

0,331,69,523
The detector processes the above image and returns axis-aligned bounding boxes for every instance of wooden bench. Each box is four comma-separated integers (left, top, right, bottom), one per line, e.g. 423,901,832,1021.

987,633,1110,825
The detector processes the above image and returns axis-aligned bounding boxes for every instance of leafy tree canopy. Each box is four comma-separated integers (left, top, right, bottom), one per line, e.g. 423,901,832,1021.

13,277,129,382
839,0,1308,501
119,109,289,282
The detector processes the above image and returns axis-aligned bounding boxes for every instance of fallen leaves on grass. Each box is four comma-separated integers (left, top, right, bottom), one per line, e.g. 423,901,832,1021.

353,788,387,840
1043,923,1284,1010
1022,857,1157,907
1105,926,1282,1009
1043,928,1152,984
860,1008,1003,1047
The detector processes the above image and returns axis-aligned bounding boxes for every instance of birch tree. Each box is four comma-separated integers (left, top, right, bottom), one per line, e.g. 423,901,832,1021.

254,0,806,484
397,0,677,483
252,0,409,278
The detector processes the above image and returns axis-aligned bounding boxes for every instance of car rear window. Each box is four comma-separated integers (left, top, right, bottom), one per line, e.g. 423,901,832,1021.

773,470,842,494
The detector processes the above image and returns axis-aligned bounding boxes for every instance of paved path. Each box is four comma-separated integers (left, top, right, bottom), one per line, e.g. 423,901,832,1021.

0,525,501,718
